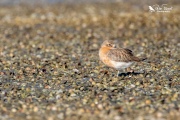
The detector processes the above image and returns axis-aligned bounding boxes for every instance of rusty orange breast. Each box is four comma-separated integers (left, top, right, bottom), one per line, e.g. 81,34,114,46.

99,47,114,68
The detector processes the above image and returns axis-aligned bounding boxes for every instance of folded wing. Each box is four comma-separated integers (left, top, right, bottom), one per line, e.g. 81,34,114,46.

107,48,141,62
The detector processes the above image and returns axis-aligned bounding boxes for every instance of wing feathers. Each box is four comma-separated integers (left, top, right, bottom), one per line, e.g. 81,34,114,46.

107,48,141,62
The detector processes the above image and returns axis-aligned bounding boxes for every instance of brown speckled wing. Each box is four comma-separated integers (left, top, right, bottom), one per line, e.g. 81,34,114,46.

107,48,141,62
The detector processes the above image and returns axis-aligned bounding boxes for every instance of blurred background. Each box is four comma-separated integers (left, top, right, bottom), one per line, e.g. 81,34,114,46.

0,0,179,5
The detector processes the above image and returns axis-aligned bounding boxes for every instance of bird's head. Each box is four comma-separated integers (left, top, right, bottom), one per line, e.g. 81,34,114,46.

101,40,116,48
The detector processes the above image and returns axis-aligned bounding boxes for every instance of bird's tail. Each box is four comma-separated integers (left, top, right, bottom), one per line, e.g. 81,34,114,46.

133,57,147,62
140,57,147,61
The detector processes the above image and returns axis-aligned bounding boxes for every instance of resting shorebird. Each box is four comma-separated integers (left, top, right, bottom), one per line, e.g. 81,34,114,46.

99,40,145,76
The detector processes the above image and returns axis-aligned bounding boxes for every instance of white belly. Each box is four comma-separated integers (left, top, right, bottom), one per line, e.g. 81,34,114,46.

111,61,133,70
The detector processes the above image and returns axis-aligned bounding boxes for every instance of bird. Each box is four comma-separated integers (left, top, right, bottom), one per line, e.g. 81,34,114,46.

99,40,146,76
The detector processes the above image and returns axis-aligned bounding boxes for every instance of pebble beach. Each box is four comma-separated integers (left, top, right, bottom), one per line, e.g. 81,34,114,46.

0,1,180,120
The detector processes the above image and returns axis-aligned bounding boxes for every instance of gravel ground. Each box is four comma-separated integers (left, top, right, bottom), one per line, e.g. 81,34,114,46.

0,2,180,120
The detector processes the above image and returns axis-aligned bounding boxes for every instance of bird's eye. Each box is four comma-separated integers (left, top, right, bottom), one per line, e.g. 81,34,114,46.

107,44,111,47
